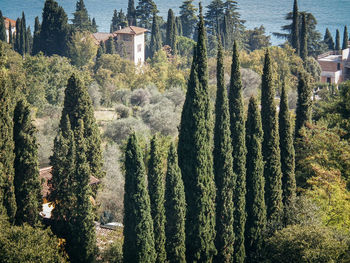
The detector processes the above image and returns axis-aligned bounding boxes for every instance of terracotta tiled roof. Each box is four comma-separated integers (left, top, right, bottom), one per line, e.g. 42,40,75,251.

4,17,16,29
114,26,148,35
91,32,115,44
40,166,100,198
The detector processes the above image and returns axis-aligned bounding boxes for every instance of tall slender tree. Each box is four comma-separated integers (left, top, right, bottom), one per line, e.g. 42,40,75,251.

72,0,92,32
261,50,283,223
14,18,21,52
0,11,6,42
123,133,156,263
13,100,41,226
148,135,166,263
127,0,137,26
335,29,341,51
229,41,246,263
245,97,266,263
166,9,177,55
324,28,334,50
32,17,41,55
105,36,115,54
213,41,235,263
164,143,186,263
179,0,197,38
136,0,158,29
178,4,217,262
278,84,296,224
175,17,183,36
295,73,312,138
291,0,300,54
149,13,162,58
342,25,348,50
8,22,12,45
300,13,307,60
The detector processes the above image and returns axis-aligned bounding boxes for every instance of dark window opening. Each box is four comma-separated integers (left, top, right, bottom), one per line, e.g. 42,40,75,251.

337,63,341,70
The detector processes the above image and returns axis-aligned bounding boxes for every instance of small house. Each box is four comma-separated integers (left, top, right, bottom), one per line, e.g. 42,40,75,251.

3,17,16,43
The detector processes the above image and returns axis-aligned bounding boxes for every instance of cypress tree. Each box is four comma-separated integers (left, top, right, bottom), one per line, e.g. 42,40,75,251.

178,4,217,262
66,120,97,263
335,29,341,51
164,143,186,263
14,18,21,53
245,97,266,263
278,84,296,222
343,25,348,50
213,41,235,263
300,13,307,60
110,10,118,33
324,28,334,50
60,74,104,180
291,0,299,54
32,16,41,55
0,11,6,42
148,135,166,263
123,133,156,263
127,0,137,26
175,16,183,36
91,17,97,33
229,41,246,263
26,26,32,54
261,50,283,223
8,22,12,45
13,100,41,226
166,9,177,55
19,12,27,55
149,13,162,58
295,73,312,138
72,0,92,32
105,36,115,54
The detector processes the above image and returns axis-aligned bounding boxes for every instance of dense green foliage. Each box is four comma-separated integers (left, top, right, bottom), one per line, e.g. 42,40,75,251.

300,13,307,60
165,9,177,54
335,29,341,51
110,9,128,33
32,17,41,55
295,73,312,138
342,25,348,50
150,13,162,59
0,11,6,42
72,0,96,32
179,0,197,38
136,0,157,29
127,0,137,26
324,28,335,50
291,0,299,55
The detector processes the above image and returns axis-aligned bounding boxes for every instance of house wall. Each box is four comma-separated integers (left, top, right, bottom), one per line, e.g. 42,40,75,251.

5,28,16,44
133,33,145,65
318,60,342,72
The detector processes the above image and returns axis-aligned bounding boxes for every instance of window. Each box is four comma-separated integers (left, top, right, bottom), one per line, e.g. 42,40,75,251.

327,77,331,84
137,44,142,53
337,63,341,70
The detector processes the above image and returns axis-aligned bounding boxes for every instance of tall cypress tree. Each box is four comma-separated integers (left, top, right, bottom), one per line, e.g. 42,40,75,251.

178,4,217,262
0,11,6,42
13,100,41,226
19,12,26,55
213,41,235,263
123,133,156,263
164,143,186,263
149,13,162,58
8,22,12,45
300,13,307,60
127,0,137,26
342,25,348,50
14,18,21,52
148,135,166,263
32,16,41,55
229,41,246,263
278,84,296,223
261,50,283,223
295,73,312,138
291,0,299,55
324,28,334,50
335,29,341,51
166,9,177,55
72,0,92,32
245,97,266,263
105,36,115,54
175,16,183,36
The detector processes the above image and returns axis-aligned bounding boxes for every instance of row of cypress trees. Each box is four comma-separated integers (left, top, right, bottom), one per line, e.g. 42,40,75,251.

324,26,349,52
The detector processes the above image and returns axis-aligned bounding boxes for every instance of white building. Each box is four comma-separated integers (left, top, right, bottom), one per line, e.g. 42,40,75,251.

4,17,16,43
92,26,148,66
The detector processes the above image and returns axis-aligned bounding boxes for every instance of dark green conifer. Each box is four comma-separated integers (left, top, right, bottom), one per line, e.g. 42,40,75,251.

136,0,158,29
300,13,307,60
335,29,341,51
13,100,41,226
295,73,312,138
0,11,6,42
291,0,299,54
178,4,217,262
324,28,334,50
229,41,246,263
19,12,27,55
91,18,97,33
127,0,137,26
261,50,283,223
150,13,162,58
342,25,348,50
164,143,186,263
105,36,115,54
245,97,266,263
72,0,92,32
179,0,198,38
213,41,235,263
14,18,21,53
26,26,32,54
175,17,183,36
8,22,12,45
123,133,156,263
148,135,166,263
278,84,296,222
32,17,41,55
110,9,128,33
166,9,177,54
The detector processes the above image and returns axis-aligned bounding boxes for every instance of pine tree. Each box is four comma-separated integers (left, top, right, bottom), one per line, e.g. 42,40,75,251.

149,13,162,58
300,13,307,60
278,84,296,222
175,16,183,36
105,36,115,54
335,29,341,51
291,0,300,54
164,143,186,263
110,9,128,33
229,41,246,263
32,17,41,55
343,25,348,50
123,133,156,263
166,9,177,55
66,120,97,263
261,50,283,223
110,10,119,33
0,11,6,42
127,0,137,26
324,28,334,50
295,73,312,138
245,97,266,263
136,0,158,29
213,41,235,263
13,100,41,226
148,135,166,263
72,0,92,32
60,74,104,180
179,0,198,38
205,0,224,36
178,4,217,262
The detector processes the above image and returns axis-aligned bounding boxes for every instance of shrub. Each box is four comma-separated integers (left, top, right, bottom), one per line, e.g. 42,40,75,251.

115,104,131,119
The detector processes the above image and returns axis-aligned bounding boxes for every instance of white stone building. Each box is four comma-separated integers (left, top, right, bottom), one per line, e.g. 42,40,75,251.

3,17,16,43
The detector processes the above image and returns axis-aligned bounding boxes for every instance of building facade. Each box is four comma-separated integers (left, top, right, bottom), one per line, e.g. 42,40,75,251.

4,17,16,43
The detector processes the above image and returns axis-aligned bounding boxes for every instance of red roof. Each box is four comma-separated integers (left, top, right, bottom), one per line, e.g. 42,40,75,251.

114,26,148,35
4,17,16,29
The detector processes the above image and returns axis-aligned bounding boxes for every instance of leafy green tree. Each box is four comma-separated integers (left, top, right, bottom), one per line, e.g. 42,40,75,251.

166,9,177,54
300,13,307,60
261,50,283,223
291,0,299,54
32,17,41,55
110,9,128,33
229,41,246,263
72,0,93,32
123,133,156,263
13,100,41,226
213,41,235,263
164,143,186,263
148,135,166,263
67,31,97,67
245,96,266,263
278,84,296,222
136,0,157,29
175,17,183,36
127,0,137,26
178,4,217,261
150,13,162,58
0,11,6,42
179,0,197,38
342,25,348,50
295,73,311,138
335,29,341,51
245,26,271,52
324,28,334,50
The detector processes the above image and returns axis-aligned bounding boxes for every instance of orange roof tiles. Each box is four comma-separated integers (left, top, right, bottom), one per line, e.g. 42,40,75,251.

114,26,148,35
4,17,16,29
